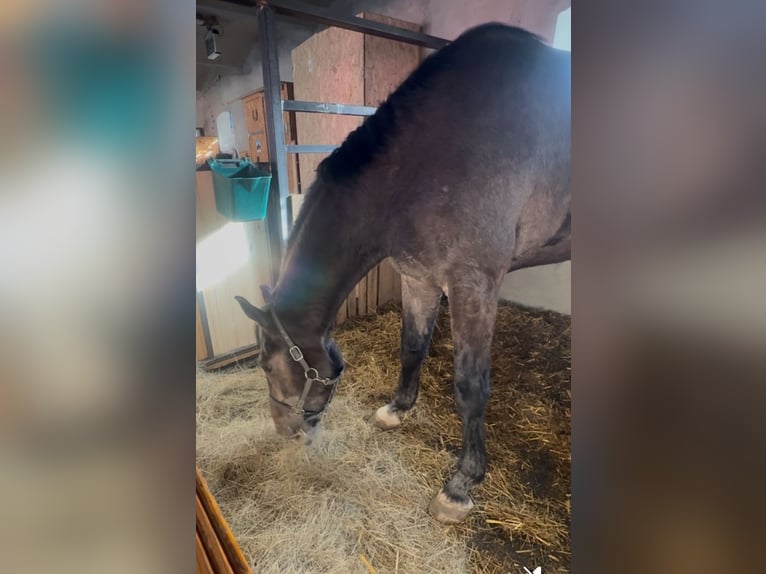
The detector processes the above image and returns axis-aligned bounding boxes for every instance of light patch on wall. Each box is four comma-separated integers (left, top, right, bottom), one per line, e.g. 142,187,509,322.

196,222,249,291
215,110,235,154
553,7,571,52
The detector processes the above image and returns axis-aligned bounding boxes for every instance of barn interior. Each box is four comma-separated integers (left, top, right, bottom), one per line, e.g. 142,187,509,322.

195,1,571,572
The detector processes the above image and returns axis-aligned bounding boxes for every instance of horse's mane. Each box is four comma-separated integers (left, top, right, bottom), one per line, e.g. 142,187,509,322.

313,23,542,184
286,24,542,251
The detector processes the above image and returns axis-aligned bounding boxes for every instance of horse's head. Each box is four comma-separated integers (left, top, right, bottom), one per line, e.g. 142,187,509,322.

235,292,344,440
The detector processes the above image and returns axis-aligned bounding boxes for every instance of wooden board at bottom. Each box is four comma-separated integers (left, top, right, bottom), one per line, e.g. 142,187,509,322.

196,467,252,574
199,344,259,372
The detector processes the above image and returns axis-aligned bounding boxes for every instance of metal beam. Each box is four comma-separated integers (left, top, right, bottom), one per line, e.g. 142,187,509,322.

197,0,258,21
286,144,340,154
258,5,290,285
259,0,449,49
282,100,377,116
198,0,450,49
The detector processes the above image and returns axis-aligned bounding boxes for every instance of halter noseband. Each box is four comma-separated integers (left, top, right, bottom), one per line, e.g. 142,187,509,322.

266,310,343,420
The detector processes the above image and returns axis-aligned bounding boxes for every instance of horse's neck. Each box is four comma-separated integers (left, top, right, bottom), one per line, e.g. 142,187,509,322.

271,183,384,336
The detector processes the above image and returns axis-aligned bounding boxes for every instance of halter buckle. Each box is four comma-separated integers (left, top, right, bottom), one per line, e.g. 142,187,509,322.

288,345,304,362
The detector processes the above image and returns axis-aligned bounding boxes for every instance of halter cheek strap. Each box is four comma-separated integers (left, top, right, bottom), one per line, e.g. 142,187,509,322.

269,310,343,419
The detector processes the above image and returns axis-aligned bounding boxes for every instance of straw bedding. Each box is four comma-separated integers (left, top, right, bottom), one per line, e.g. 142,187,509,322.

196,300,570,573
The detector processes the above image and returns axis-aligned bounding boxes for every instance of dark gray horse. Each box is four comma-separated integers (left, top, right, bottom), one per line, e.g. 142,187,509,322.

236,23,570,524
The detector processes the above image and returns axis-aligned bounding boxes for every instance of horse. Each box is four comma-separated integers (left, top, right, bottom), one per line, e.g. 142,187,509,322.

235,22,570,524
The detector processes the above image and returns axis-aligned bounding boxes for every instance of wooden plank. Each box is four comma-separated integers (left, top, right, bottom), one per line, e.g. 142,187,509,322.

196,530,214,574
282,83,301,195
199,343,260,372
357,273,368,316
196,468,252,574
196,493,235,574
366,265,378,313
361,12,422,105
287,151,301,194
196,294,211,361
347,284,357,319
336,294,348,325
288,194,306,225
292,26,365,191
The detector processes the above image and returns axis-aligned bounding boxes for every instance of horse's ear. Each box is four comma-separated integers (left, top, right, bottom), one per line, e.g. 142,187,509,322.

260,284,274,304
235,296,270,328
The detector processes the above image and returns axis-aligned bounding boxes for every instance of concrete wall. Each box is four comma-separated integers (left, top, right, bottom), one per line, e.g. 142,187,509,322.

196,0,571,314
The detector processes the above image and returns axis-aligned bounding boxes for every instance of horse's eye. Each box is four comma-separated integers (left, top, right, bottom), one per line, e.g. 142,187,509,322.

261,363,273,374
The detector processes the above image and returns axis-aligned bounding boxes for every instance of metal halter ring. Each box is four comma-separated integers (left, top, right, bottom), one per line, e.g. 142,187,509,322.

304,367,320,381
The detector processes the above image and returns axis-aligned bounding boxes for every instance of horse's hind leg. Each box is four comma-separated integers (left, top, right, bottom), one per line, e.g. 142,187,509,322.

429,269,501,524
372,275,443,430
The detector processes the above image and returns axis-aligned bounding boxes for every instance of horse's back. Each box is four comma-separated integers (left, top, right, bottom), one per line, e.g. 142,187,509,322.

383,24,570,272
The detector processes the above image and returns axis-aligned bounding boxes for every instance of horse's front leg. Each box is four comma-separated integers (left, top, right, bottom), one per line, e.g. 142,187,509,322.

372,275,442,430
429,271,500,524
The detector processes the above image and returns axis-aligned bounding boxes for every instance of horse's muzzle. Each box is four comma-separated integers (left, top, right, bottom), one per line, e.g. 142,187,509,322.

272,407,320,440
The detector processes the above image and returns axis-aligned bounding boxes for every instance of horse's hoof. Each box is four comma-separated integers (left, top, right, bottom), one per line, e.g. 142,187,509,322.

429,489,474,524
371,404,401,430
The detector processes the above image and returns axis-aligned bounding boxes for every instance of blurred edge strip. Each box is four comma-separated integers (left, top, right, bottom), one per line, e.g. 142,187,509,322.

196,466,252,574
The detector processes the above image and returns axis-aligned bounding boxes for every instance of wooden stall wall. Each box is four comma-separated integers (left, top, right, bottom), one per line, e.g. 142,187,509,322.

196,83,300,369
196,171,272,367
291,13,421,325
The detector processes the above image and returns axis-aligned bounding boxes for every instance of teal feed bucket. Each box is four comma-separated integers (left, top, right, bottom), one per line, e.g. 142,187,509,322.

208,159,272,221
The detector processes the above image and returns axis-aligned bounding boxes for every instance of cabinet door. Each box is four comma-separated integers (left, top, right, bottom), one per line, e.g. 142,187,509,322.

243,93,266,135
248,133,269,164
243,84,300,189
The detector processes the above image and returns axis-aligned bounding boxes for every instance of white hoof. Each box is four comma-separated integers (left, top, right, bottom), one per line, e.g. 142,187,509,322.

372,404,401,430
428,489,474,524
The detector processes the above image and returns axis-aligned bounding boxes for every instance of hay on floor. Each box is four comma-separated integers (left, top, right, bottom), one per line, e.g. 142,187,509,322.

196,301,570,574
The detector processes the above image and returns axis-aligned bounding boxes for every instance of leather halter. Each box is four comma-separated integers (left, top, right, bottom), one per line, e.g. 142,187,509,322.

266,310,343,420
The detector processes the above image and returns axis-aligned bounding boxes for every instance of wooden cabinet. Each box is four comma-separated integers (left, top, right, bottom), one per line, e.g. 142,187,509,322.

241,83,300,194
